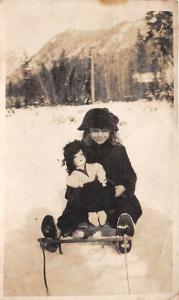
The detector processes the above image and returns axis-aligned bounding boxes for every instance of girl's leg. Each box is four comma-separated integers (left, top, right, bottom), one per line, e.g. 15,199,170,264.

124,196,142,223
107,195,142,228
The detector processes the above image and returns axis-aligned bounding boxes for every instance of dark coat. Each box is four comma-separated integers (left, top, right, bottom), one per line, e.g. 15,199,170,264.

82,140,137,199
81,140,142,226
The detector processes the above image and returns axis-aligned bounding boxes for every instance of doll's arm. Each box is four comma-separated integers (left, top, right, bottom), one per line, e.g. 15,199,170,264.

94,163,107,186
66,172,84,188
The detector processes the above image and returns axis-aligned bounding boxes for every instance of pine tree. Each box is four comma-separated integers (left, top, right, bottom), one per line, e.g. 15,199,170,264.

136,30,147,73
146,11,173,59
145,11,173,101
21,55,33,107
6,81,13,98
51,50,68,104
84,52,91,101
51,60,59,101
68,65,75,102
38,63,57,105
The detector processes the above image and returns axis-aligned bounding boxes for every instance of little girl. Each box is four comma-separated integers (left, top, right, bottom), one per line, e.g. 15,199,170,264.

57,140,115,235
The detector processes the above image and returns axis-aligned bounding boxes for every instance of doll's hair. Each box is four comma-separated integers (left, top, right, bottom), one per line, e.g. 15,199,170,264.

82,129,122,146
62,140,84,174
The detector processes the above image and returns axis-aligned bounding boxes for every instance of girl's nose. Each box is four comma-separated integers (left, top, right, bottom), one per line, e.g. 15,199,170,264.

97,131,103,137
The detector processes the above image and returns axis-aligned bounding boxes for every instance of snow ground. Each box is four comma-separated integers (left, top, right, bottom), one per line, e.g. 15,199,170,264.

2,100,178,298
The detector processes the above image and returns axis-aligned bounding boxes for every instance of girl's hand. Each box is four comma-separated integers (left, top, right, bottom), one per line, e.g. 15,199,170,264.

115,185,126,197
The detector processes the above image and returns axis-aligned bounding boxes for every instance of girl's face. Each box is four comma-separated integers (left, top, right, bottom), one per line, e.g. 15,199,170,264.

89,128,110,145
73,150,86,168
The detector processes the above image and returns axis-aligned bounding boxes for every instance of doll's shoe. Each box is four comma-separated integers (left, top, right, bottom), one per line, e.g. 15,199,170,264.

41,215,58,239
88,212,100,226
116,213,135,237
97,210,107,226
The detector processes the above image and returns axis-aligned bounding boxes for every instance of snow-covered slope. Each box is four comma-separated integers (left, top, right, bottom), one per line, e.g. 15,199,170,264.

7,19,147,82
3,100,177,297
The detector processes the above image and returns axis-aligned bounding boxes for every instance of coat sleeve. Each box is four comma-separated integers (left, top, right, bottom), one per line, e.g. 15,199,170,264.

113,146,137,198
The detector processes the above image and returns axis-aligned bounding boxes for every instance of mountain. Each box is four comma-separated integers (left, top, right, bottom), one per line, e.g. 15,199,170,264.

6,19,147,83
6,46,26,77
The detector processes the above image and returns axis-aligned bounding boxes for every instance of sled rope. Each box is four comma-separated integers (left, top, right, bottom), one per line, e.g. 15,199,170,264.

39,234,132,295
41,240,49,295
123,235,131,295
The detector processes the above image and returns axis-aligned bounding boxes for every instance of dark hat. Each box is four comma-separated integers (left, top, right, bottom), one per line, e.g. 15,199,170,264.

78,108,119,131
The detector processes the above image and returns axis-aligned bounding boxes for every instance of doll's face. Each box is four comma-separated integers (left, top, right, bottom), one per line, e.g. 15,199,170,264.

89,128,110,145
73,150,86,168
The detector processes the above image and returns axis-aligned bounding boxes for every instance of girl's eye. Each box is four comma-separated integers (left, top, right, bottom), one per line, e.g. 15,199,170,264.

90,128,109,133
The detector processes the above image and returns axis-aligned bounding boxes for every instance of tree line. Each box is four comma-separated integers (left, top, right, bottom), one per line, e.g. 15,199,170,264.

6,11,174,109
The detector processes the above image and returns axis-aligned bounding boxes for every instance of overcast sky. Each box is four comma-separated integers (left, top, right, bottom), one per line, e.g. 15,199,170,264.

3,0,176,56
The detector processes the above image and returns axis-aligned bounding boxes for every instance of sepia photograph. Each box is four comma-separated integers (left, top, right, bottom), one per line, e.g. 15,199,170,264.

0,0,178,299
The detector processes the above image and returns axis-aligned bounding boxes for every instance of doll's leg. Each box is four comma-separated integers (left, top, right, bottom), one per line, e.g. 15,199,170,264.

57,206,88,235
57,192,91,235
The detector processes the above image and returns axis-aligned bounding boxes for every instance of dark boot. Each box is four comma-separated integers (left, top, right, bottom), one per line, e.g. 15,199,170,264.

116,213,135,254
41,215,58,239
116,213,135,237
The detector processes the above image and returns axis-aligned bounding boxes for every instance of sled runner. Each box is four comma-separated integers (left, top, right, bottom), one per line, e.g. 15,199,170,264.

38,229,132,254
38,214,134,295
39,215,133,254
39,213,134,254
